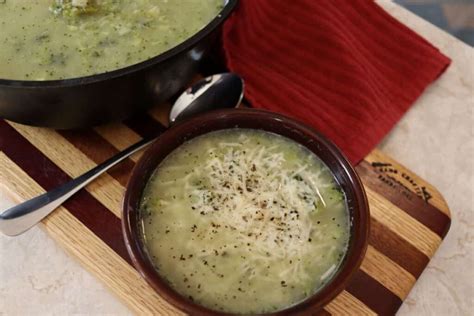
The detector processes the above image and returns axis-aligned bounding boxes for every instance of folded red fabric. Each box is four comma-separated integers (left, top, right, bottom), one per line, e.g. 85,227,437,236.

222,0,450,164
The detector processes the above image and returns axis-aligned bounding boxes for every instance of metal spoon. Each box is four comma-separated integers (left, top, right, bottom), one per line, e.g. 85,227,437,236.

0,73,244,236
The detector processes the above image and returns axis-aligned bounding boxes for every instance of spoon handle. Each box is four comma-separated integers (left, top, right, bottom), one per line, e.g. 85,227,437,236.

0,137,155,236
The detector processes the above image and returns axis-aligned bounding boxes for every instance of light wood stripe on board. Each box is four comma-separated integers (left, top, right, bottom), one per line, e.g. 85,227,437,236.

361,245,416,299
325,291,376,316
9,122,124,218
365,186,441,257
0,153,182,315
364,149,449,216
94,124,143,162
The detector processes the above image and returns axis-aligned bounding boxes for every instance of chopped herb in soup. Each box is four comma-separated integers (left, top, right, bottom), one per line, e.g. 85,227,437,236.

0,0,222,80
140,129,350,314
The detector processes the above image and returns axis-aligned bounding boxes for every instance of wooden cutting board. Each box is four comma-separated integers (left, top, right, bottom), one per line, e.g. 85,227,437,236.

0,100,451,315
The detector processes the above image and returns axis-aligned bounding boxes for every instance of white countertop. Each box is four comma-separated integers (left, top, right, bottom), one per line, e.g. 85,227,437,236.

1,1,472,315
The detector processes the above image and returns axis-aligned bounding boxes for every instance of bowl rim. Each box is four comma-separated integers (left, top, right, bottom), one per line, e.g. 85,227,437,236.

0,0,238,88
122,108,370,315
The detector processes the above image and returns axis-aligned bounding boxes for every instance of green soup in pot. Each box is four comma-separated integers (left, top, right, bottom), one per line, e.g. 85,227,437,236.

140,129,350,314
0,0,222,80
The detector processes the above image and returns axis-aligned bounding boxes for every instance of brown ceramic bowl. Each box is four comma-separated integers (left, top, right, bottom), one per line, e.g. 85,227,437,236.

122,108,370,315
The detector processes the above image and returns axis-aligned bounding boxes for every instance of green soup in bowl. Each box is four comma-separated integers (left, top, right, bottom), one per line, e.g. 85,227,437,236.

140,128,350,314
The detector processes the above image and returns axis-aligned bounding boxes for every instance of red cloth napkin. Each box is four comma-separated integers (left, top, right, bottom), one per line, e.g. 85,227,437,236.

222,0,450,164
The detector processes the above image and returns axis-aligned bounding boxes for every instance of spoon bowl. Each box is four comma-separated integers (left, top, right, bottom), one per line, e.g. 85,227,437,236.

170,73,244,124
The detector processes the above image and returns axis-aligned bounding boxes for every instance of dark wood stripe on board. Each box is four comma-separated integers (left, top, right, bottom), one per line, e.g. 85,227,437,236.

346,270,402,315
59,129,135,187
369,218,429,278
356,160,450,238
0,121,131,264
124,113,167,139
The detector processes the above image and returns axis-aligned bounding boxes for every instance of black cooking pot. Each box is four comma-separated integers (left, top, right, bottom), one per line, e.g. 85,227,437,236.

0,0,238,129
